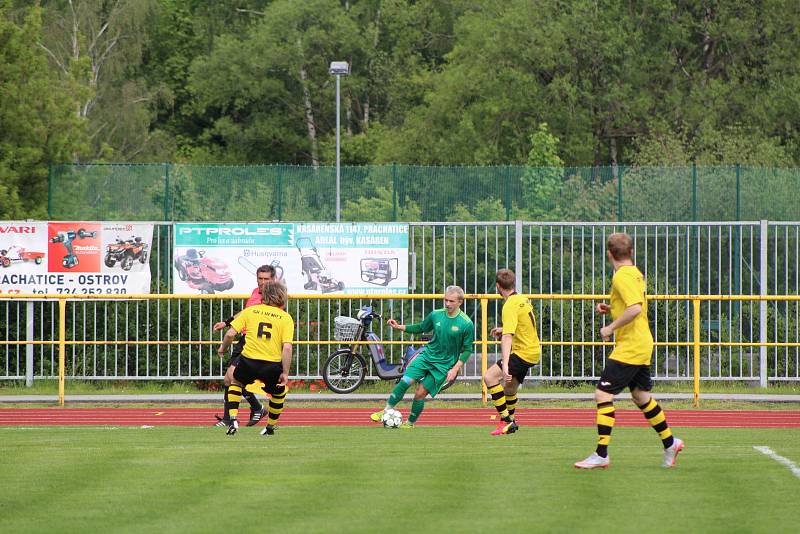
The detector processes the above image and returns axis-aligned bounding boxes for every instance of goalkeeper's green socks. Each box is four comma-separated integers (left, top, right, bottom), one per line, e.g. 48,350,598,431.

386,378,411,408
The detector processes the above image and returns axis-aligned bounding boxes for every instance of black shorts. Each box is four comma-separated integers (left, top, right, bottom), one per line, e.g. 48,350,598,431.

495,354,536,384
232,356,284,395
227,337,247,367
597,359,653,395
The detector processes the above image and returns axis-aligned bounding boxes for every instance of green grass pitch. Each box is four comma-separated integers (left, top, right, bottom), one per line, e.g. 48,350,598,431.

1,426,799,533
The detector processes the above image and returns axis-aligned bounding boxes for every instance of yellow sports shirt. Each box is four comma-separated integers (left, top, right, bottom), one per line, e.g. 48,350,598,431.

501,293,542,364
609,265,654,365
230,305,294,362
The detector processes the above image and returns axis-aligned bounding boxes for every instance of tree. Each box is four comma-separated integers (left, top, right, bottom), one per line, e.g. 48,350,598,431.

0,3,86,219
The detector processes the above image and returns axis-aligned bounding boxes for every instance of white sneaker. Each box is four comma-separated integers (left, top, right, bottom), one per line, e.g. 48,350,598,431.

663,437,684,468
574,452,610,469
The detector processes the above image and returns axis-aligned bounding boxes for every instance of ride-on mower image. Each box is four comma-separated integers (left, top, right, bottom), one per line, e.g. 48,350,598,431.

0,246,45,268
296,237,344,293
174,249,234,294
360,257,399,286
104,237,148,271
51,228,97,268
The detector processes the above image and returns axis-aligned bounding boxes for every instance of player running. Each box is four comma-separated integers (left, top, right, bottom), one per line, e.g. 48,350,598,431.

485,268,542,436
370,286,474,428
574,232,684,469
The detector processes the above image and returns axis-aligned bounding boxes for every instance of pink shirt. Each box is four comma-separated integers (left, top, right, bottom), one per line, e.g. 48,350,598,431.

245,287,262,308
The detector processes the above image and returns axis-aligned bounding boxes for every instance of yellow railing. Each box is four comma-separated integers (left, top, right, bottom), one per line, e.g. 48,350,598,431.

1,293,799,407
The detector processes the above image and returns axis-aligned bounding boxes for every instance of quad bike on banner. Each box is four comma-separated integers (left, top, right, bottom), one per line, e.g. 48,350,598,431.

360,257,399,286
321,304,455,395
104,236,148,271
238,256,285,281
296,237,344,293
0,246,45,268
51,228,97,268
174,249,234,294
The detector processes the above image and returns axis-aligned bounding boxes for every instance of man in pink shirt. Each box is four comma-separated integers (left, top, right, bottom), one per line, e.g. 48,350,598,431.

213,264,277,427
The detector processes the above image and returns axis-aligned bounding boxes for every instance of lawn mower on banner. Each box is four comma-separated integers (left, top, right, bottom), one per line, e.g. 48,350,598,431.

296,237,344,293
0,246,45,268
104,236,148,271
174,249,234,294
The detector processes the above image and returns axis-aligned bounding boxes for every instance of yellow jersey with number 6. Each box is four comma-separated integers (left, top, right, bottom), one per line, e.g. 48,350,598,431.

609,265,654,365
230,304,294,362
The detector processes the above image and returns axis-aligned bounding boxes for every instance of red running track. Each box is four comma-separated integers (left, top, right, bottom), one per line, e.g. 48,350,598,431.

1,408,799,428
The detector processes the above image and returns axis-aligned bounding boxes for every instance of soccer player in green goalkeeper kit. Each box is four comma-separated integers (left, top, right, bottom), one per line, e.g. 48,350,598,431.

370,286,474,427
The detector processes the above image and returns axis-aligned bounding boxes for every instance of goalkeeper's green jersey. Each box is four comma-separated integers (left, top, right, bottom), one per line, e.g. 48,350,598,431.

405,308,474,366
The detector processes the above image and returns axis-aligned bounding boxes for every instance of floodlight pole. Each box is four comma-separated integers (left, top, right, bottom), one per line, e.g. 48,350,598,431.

335,73,341,222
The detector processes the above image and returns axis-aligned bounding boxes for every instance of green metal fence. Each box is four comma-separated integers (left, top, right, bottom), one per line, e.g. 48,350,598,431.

48,164,800,222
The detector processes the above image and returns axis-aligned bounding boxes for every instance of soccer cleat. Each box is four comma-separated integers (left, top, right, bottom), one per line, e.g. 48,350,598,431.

370,410,384,423
662,437,684,468
574,452,610,469
260,424,276,436
213,414,231,428
226,419,239,435
490,420,519,436
399,422,415,429
247,407,267,427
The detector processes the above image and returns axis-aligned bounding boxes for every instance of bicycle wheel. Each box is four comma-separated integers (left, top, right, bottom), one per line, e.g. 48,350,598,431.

322,349,367,394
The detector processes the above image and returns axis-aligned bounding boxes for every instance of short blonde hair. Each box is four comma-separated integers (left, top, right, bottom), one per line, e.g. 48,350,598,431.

607,233,633,261
260,280,288,308
444,285,465,302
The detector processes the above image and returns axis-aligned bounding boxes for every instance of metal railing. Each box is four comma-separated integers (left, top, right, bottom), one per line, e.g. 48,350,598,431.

1,293,799,406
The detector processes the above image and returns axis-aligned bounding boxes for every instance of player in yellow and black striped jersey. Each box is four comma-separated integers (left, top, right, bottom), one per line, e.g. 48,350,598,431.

574,233,684,469
217,280,294,436
484,268,542,436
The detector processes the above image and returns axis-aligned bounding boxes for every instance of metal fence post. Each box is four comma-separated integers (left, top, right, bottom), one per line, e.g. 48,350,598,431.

25,301,34,387
481,297,488,404
47,163,53,219
163,163,170,222
392,163,398,222
759,219,768,387
735,164,741,221
504,166,512,221
58,298,66,407
693,298,701,407
691,162,697,221
277,166,283,221
514,220,523,291
617,167,623,221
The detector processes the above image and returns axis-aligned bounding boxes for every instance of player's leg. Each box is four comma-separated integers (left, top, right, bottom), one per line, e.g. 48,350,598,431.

223,376,244,435
631,374,684,468
370,356,425,422
403,382,430,427
260,362,286,436
214,363,237,427
232,337,265,421
575,360,632,469
484,363,512,420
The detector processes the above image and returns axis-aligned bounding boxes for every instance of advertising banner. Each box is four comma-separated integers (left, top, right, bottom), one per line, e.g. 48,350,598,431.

173,222,408,295
0,222,153,295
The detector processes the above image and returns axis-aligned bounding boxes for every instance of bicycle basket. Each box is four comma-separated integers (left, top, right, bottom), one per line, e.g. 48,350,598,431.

333,316,361,341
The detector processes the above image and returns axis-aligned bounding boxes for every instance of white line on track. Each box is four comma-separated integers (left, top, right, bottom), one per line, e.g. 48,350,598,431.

753,446,800,479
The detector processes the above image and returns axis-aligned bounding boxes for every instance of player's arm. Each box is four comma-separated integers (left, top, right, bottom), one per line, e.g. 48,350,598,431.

217,326,240,357
401,312,434,334
447,324,475,382
501,333,513,382
600,304,642,341
213,312,241,332
278,342,292,386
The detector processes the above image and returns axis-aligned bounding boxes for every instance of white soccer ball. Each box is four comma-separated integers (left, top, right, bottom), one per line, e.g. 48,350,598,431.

381,409,403,428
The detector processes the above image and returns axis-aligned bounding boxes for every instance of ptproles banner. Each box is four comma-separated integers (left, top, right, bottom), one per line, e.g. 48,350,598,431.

0,222,154,295
173,222,409,295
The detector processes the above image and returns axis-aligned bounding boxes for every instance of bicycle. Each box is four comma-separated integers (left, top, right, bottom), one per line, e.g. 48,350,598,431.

321,304,455,394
